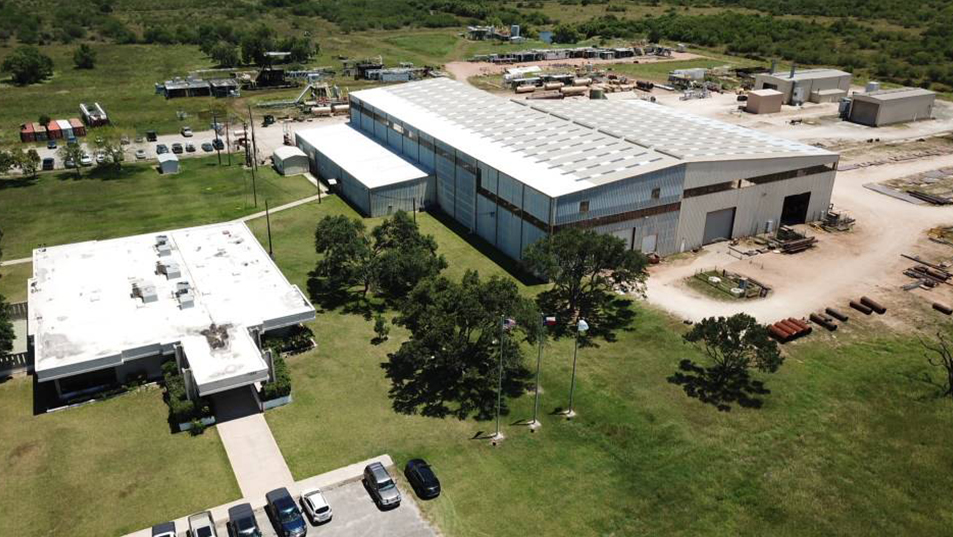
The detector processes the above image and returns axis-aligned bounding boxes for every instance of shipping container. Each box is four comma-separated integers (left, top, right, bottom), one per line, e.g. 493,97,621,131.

57,119,73,140
32,123,48,141
19,123,35,143
47,121,62,139
69,118,86,137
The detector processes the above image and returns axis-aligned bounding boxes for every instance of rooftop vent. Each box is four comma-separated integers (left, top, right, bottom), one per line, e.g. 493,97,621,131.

156,235,172,256
157,261,181,279
175,281,192,296
132,282,158,303
178,291,194,309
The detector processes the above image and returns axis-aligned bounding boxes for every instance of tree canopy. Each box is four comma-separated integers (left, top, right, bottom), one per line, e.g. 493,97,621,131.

0,229,15,358
382,270,538,419
1,46,54,85
669,314,782,411
523,228,647,336
73,43,96,69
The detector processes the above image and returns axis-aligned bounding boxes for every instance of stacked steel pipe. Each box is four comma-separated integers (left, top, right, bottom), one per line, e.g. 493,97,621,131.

810,313,838,331
769,317,812,343
860,296,886,314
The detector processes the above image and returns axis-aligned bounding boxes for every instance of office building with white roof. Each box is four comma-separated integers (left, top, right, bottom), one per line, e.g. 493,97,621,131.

297,78,838,258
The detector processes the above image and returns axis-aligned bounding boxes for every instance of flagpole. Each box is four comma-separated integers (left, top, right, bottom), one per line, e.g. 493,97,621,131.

495,315,505,441
531,313,544,431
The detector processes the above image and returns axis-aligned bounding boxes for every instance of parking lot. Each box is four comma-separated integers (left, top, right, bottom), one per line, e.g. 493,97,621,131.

158,479,437,537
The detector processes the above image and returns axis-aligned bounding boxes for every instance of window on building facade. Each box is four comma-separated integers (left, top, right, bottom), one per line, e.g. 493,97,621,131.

651,187,661,199
579,200,590,213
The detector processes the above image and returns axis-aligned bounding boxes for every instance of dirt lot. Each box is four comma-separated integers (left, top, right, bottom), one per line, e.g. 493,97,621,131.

646,153,953,326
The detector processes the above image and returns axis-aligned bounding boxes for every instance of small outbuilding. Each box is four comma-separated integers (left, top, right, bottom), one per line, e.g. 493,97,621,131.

746,89,784,114
848,87,936,127
158,153,179,174
272,146,309,176
754,68,851,105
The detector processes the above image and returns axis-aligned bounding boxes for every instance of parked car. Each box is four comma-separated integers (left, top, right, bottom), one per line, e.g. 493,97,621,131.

300,488,333,525
212,138,225,150
42,157,54,171
187,511,217,537
404,458,441,500
156,144,169,155
79,153,92,166
186,142,196,152
47,139,57,150
265,488,307,537
228,503,263,537
151,521,176,537
135,149,147,160
172,142,184,154
181,126,193,137
363,462,401,509
201,142,214,152
95,152,105,165
146,130,158,142
64,158,76,169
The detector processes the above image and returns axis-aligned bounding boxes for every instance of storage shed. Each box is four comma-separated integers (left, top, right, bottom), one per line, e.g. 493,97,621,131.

47,121,62,140
296,123,432,217
158,153,179,174
69,118,87,137
848,87,936,127
56,119,73,140
746,89,783,114
32,123,48,141
19,123,35,143
272,146,309,176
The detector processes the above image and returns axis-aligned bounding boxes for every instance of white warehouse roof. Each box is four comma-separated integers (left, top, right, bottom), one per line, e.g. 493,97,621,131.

760,68,851,81
852,87,936,102
351,78,833,196
296,123,428,189
28,222,315,395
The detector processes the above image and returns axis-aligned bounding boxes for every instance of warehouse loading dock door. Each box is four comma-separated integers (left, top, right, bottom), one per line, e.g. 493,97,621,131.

781,192,811,226
703,208,736,244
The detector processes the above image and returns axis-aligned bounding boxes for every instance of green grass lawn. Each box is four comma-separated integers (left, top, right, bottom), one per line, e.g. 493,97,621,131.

0,155,317,259
249,199,953,536
0,262,30,303
0,379,240,537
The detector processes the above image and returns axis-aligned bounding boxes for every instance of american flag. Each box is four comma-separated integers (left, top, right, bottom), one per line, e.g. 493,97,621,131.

502,318,518,330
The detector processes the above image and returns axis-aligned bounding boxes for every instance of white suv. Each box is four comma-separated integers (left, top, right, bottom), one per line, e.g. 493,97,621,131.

188,510,218,537
300,488,333,525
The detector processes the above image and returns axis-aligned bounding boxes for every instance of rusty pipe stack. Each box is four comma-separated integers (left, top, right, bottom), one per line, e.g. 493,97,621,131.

769,317,812,343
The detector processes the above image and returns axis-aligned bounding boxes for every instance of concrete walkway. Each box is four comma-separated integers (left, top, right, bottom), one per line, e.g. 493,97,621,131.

213,387,294,502
123,454,394,537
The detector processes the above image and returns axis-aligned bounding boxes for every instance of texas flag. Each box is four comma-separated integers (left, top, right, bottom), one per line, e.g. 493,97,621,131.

543,316,557,326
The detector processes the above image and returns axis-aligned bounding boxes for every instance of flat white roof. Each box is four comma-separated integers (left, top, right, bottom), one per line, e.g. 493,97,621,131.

760,68,852,81
351,78,834,196
273,145,306,161
158,153,178,163
28,222,315,394
296,123,428,189
854,87,936,102
750,89,783,97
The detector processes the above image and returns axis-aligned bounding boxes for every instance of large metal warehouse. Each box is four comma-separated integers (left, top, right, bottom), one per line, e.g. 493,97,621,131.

754,68,851,105
848,87,936,127
296,123,432,217
309,78,837,259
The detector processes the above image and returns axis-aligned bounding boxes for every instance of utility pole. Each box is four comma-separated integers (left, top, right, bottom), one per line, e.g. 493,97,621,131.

243,121,257,207
495,315,505,441
247,104,259,172
565,319,589,419
226,117,232,166
412,197,417,223
265,199,273,258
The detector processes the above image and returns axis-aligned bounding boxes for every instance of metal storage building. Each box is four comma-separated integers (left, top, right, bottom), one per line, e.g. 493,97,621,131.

754,68,851,105
272,146,309,176
158,153,179,174
339,78,837,259
848,87,936,127
296,123,431,217
56,119,73,140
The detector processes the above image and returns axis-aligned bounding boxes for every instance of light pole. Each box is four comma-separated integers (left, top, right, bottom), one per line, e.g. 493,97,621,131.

494,315,506,441
566,318,589,419
530,314,545,431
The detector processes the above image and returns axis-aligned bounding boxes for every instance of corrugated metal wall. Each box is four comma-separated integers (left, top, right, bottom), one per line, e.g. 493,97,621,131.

676,170,835,251
593,210,681,254
875,95,935,126
683,156,835,189
555,166,685,226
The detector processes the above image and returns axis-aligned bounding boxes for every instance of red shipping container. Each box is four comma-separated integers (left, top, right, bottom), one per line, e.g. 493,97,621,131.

69,118,86,137
47,121,62,139
19,123,34,143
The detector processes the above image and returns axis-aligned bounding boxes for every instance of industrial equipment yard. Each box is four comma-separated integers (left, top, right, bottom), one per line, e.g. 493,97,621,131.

4,2,953,537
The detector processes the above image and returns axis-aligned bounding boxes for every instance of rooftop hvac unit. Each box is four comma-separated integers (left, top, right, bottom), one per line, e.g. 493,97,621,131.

157,261,181,279
132,282,158,303
176,281,192,296
156,235,172,256
178,292,195,309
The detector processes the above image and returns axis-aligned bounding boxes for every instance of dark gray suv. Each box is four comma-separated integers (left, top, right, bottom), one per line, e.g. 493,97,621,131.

363,462,401,509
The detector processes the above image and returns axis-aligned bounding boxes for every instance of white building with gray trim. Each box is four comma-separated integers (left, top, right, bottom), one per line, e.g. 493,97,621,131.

299,78,838,259
27,222,315,402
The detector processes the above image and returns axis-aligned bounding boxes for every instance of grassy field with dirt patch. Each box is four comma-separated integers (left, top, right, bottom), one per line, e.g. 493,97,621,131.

0,155,316,259
250,197,953,537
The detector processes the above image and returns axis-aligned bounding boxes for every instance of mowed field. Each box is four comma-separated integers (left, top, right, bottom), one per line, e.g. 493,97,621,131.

249,198,953,537
0,155,316,260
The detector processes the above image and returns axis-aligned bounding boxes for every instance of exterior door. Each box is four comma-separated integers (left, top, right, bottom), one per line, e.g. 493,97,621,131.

640,234,658,253
703,208,736,244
